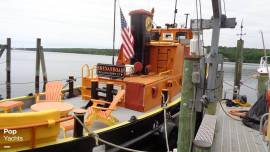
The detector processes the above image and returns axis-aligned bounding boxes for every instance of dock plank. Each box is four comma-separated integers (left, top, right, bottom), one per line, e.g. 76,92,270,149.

211,103,268,152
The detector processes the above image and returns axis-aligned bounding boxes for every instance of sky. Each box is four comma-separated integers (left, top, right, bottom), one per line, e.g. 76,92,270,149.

0,0,269,49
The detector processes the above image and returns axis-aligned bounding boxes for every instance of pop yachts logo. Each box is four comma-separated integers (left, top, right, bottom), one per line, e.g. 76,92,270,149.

2,129,23,142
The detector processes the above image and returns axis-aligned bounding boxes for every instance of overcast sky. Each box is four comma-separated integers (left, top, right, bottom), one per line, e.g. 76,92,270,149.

0,0,269,49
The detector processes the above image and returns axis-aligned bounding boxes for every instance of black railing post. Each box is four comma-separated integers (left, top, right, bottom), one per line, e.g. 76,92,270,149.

91,80,98,99
73,111,85,138
68,76,75,98
106,83,114,102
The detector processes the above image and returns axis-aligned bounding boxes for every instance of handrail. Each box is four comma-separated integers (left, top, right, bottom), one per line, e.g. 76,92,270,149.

90,65,97,79
259,112,270,141
0,115,73,130
159,70,173,76
81,64,90,78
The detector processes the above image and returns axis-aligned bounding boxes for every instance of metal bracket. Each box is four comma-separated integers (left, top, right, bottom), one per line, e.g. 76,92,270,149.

192,63,200,84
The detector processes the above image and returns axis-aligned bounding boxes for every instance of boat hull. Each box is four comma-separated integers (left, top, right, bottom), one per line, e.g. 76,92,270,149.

21,100,180,152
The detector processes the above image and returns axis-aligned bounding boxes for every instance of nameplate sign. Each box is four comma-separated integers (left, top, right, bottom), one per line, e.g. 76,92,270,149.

96,63,125,79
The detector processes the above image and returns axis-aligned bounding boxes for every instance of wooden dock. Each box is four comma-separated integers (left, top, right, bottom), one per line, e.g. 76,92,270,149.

212,103,268,152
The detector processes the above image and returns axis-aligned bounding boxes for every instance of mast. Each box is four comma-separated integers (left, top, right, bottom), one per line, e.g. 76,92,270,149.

260,31,267,58
173,0,178,27
112,0,117,65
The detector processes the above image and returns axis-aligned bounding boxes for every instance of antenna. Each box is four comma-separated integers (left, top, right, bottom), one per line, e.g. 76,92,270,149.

260,31,267,58
112,0,117,65
173,0,178,27
184,13,189,28
236,19,246,40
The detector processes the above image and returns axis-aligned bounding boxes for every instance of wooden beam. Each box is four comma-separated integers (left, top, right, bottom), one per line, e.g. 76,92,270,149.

35,38,41,94
40,46,48,91
6,38,11,99
177,58,199,152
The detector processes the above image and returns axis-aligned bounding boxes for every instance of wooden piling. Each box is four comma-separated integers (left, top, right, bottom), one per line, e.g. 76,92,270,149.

68,76,75,98
257,73,268,99
177,58,198,152
233,39,244,99
6,38,11,98
40,46,48,91
35,38,41,94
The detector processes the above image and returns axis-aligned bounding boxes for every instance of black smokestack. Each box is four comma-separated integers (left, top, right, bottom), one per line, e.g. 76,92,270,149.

129,9,153,67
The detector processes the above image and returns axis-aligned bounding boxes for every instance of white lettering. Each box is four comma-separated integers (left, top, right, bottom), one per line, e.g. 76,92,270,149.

3,129,17,135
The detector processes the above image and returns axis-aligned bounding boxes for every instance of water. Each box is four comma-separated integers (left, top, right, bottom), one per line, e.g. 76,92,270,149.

0,50,259,102
223,62,258,102
0,50,112,98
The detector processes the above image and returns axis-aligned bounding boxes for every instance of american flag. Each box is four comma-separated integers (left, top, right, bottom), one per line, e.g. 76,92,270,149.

120,8,134,59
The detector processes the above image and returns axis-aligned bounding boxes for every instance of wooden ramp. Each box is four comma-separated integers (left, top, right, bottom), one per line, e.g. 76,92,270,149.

212,103,268,152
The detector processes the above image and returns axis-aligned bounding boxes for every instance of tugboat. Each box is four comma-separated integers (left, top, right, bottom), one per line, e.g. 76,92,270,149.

0,8,193,152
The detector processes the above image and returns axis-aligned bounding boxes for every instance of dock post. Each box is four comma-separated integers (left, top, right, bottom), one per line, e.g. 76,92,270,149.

257,74,268,99
177,58,198,152
73,111,86,138
67,76,75,98
6,38,11,98
91,80,98,99
106,83,114,102
35,38,41,94
233,39,244,99
40,46,48,91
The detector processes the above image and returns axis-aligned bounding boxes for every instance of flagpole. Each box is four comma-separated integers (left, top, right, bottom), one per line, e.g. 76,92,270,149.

112,0,117,65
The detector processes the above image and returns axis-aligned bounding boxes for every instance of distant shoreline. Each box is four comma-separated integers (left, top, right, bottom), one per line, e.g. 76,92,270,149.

15,47,269,63
15,48,119,56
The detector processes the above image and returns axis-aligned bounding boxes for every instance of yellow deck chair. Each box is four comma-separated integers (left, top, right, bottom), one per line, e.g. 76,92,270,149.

60,90,125,138
36,81,64,103
85,90,125,126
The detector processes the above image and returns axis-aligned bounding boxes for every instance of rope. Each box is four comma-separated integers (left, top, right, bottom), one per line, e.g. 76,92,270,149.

240,83,257,91
223,81,234,87
224,80,257,92
73,114,148,152
0,76,82,86
161,94,170,152
218,100,241,121
241,73,257,83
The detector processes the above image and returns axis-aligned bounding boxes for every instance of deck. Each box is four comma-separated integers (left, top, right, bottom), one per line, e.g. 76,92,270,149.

212,103,269,152
21,96,144,137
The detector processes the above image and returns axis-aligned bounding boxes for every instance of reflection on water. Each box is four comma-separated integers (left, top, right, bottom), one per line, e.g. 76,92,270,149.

0,50,260,102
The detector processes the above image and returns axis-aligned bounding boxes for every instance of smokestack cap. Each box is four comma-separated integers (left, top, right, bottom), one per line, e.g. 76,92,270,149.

129,9,153,17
